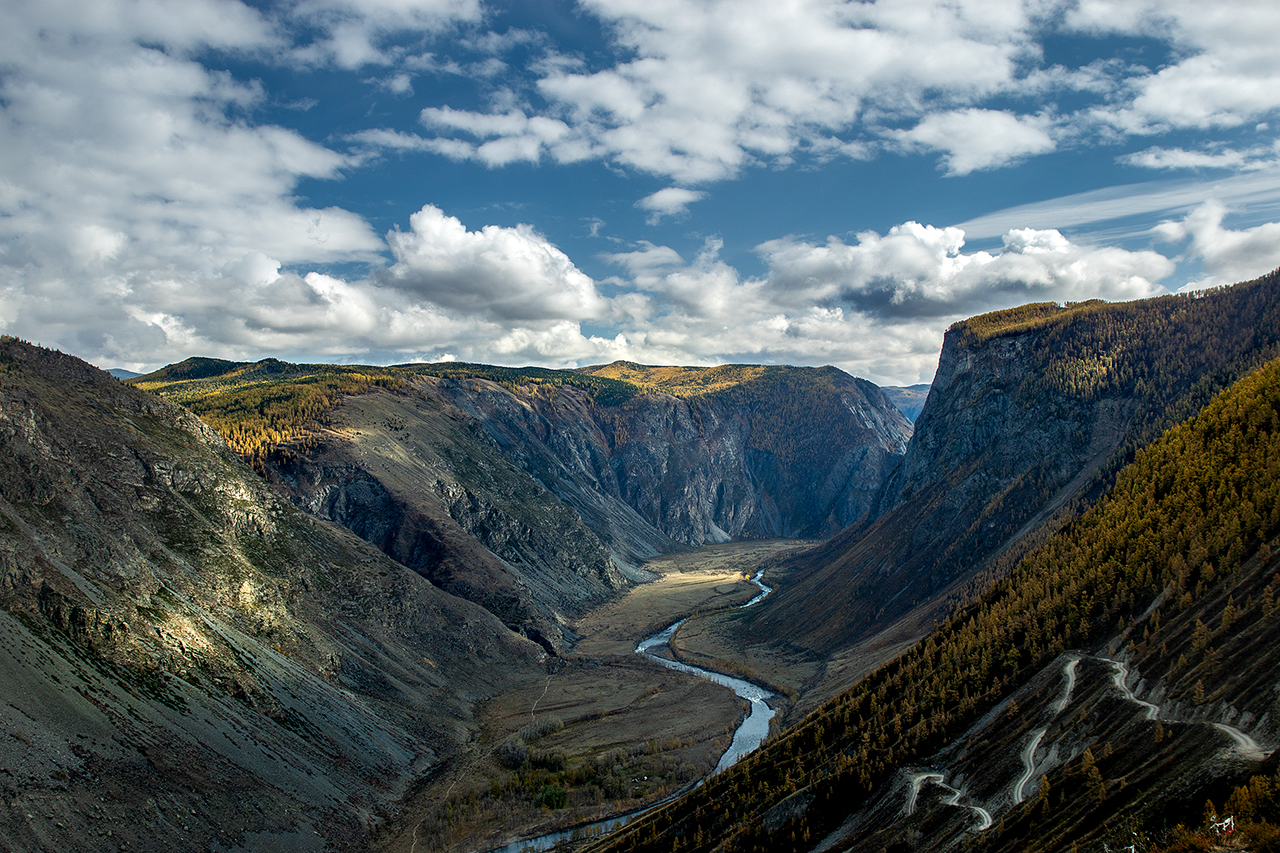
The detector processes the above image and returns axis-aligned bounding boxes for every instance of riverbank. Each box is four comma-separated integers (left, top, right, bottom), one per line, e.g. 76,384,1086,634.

368,540,815,853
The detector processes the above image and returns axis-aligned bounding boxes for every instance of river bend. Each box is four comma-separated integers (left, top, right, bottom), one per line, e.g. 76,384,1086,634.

486,570,776,853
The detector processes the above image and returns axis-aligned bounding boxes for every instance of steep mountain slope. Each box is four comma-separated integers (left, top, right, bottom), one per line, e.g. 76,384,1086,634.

576,363,910,541
0,339,546,852
134,361,646,655
585,348,1280,853
133,360,911,652
754,271,1280,658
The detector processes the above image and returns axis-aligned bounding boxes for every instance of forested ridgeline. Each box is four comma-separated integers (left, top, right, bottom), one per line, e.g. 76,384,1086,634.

585,354,1280,853
757,269,1280,653
948,267,1280,463
133,358,906,498
131,359,639,470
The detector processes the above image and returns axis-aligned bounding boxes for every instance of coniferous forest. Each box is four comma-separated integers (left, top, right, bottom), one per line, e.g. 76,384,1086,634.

584,324,1280,852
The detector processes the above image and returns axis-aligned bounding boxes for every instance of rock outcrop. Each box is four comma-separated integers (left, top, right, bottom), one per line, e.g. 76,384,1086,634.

753,272,1280,657
0,338,545,852
138,360,912,656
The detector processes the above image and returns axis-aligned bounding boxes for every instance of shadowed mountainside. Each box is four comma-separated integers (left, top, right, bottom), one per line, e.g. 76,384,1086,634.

0,338,546,852
584,337,1280,853
752,271,1280,660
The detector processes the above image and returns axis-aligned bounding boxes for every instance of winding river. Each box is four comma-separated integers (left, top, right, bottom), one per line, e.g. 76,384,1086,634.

636,571,777,773
486,570,776,853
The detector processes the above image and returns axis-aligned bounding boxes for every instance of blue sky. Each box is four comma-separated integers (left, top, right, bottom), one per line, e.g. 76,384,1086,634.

3,0,1280,385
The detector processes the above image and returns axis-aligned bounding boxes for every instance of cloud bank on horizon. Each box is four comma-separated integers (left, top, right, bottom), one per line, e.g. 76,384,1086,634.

2,0,1279,385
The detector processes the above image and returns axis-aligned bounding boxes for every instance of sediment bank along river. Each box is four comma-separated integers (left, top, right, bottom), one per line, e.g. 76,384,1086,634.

636,570,776,774
486,570,777,853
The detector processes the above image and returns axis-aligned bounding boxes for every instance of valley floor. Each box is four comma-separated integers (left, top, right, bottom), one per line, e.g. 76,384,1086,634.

368,540,816,853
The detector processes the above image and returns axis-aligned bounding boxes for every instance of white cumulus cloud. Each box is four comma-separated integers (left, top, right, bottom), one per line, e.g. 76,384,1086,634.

0,0,384,365
635,187,707,223
378,205,606,323
891,109,1056,176
757,222,1170,321
1071,1,1280,135
1155,200,1280,287
589,222,1176,384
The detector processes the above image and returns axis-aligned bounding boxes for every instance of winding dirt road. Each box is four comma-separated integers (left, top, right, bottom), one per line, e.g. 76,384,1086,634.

1013,728,1046,805
905,772,991,830
1106,659,1160,720
1054,657,1079,714
1213,722,1267,760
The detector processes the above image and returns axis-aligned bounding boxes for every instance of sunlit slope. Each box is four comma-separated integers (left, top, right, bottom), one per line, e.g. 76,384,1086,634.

136,356,912,546
131,359,638,470
0,339,545,851
587,353,1280,853
755,269,1280,656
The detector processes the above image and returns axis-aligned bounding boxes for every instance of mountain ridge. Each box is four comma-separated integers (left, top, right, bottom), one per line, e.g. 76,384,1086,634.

0,336,547,852
584,341,1280,853
132,358,912,653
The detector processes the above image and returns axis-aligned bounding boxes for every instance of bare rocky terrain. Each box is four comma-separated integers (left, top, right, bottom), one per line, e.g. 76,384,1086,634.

0,339,548,852
265,386,636,656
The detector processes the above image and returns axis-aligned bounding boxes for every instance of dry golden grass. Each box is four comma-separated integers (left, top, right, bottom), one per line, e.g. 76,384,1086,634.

574,540,812,657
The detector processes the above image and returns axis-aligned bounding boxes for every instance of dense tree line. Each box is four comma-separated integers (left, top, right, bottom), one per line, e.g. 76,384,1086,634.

586,353,1280,853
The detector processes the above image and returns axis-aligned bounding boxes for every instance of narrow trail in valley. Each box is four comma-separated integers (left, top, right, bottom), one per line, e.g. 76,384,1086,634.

529,675,552,722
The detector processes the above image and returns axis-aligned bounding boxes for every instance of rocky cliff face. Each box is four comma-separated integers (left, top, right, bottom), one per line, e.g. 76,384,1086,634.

754,273,1280,657
0,339,545,852
264,382,635,655
440,365,911,546
138,360,912,657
